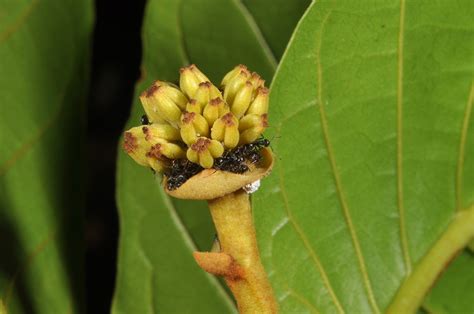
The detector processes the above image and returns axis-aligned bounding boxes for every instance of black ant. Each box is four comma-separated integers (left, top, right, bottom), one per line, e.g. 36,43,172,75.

214,137,271,174
165,159,203,190
164,137,271,190
141,114,150,125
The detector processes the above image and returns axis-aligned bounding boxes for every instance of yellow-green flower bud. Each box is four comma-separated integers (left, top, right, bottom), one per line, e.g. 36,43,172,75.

123,128,152,167
180,111,209,145
179,64,210,98
231,81,253,118
211,112,240,149
146,140,185,160
203,97,229,126
194,81,223,109
186,137,224,168
141,124,181,141
246,87,269,115
249,72,265,90
221,64,248,87
140,84,183,126
223,70,249,106
186,99,202,114
239,113,269,144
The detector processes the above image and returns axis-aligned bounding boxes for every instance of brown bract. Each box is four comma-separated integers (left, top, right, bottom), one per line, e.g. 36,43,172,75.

164,147,274,200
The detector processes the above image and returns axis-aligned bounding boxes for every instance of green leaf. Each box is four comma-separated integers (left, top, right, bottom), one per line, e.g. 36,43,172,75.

242,0,312,60
254,0,474,313
0,0,93,313
423,250,474,314
113,0,310,312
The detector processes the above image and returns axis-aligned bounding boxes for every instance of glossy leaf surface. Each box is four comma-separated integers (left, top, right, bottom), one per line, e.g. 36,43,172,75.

254,0,474,313
0,0,93,313
112,0,309,312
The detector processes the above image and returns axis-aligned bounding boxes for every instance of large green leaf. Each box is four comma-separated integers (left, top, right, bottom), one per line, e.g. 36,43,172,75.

112,0,309,312
254,0,474,313
0,0,93,313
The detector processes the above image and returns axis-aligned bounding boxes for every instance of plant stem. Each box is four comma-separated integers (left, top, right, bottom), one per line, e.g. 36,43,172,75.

195,189,277,313
387,204,474,313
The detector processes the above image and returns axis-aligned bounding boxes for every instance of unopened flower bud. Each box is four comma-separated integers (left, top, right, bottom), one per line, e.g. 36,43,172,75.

223,71,249,106
239,114,269,144
141,124,181,141
123,128,169,172
231,81,253,118
123,128,152,167
249,72,265,90
180,111,209,145
186,137,224,168
146,140,185,160
221,64,248,87
140,84,183,126
203,97,229,126
246,87,269,115
186,99,202,114
179,64,210,98
211,112,240,149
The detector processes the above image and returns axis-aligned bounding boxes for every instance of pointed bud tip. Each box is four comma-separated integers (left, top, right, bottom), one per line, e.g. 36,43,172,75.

221,112,236,126
191,137,211,153
142,84,160,98
182,111,196,124
210,97,223,105
199,81,212,88
146,143,164,159
258,87,269,95
123,132,137,153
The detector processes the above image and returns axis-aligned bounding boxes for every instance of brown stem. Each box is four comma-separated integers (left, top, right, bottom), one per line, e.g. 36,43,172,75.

194,189,278,313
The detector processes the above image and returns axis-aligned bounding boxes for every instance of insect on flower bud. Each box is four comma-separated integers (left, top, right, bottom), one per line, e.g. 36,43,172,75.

211,112,240,149
180,111,210,145
231,81,254,118
203,97,229,126
186,137,224,168
239,113,269,144
246,87,269,115
179,64,210,98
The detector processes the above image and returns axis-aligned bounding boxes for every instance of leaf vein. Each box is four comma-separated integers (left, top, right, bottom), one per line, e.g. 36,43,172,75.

0,0,39,44
277,164,345,314
396,0,412,274
315,11,380,314
232,0,278,70
456,80,474,210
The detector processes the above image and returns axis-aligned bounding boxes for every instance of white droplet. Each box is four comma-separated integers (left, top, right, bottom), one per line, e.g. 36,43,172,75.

243,180,261,194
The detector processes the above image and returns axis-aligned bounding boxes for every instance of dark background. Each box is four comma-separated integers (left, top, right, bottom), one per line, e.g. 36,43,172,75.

86,1,146,312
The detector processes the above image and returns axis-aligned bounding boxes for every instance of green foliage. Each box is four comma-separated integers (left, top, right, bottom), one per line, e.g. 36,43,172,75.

254,0,474,312
0,0,93,313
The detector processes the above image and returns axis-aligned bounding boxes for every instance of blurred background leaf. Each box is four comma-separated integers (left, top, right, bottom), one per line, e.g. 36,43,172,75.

424,251,474,313
112,0,310,313
0,0,93,313
254,0,473,313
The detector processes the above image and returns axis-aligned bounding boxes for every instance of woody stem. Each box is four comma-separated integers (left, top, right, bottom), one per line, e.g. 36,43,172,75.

201,189,277,313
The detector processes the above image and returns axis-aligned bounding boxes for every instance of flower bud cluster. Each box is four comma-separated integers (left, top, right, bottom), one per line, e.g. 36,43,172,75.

123,64,269,170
